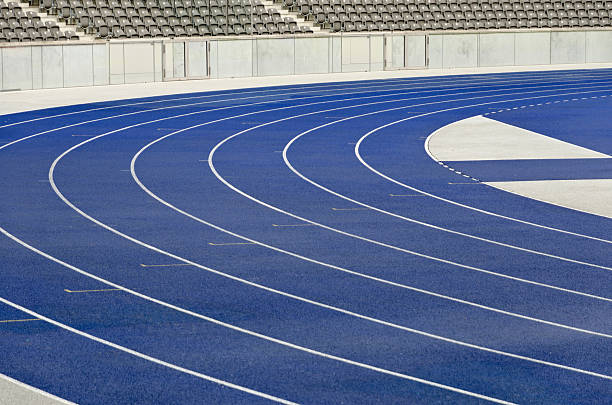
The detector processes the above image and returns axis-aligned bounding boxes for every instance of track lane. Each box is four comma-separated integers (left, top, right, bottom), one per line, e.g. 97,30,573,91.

3,69,612,400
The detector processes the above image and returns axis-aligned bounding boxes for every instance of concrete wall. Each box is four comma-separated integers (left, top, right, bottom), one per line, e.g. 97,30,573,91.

2,30,612,91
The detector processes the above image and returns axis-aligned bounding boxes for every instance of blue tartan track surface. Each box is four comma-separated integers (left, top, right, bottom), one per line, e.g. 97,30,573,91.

0,68,610,404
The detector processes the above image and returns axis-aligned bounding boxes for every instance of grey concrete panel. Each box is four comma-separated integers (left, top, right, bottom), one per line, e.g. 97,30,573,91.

163,41,173,80
123,42,155,83
478,33,515,67
252,39,258,76
331,36,341,73
405,35,426,68
63,45,94,87
187,41,207,78
31,46,42,89
216,39,253,78
586,31,612,63
257,38,294,76
154,42,163,81
370,35,383,66
515,32,551,65
173,41,185,78
295,37,329,75
442,34,478,68
42,45,63,89
208,41,218,79
0,49,3,91
2,47,33,90
92,44,108,86
342,36,369,64
551,31,586,64
342,36,370,72
391,35,404,68
109,43,125,84
428,35,443,68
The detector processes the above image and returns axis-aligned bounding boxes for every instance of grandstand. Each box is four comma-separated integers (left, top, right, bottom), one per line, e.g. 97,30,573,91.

1,0,612,41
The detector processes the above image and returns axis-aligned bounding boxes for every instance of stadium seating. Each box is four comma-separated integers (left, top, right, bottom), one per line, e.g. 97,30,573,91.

284,0,612,32
2,0,612,41
37,0,314,38
0,0,78,41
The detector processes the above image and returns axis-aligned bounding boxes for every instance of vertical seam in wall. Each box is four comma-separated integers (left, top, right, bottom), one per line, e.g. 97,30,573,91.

513,32,517,66
441,34,444,68
61,45,65,88
476,33,480,68
91,44,95,86
338,35,341,73
30,45,33,90
122,42,126,84
368,35,371,72
40,46,45,88
549,31,552,65
184,40,189,78
293,36,296,75
152,41,155,82
584,30,587,63
107,41,111,85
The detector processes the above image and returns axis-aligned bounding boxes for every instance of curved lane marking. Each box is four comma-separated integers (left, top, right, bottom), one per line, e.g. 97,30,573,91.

3,69,611,129
0,232,518,404
0,81,608,400
0,296,297,404
352,108,612,246
282,117,612,272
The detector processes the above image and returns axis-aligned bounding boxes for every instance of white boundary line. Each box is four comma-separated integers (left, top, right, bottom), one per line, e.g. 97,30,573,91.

206,86,612,302
281,111,612,272
50,83,612,341
0,297,297,404
0,235,517,404
0,76,609,402
0,372,76,405
356,112,612,246
3,69,611,129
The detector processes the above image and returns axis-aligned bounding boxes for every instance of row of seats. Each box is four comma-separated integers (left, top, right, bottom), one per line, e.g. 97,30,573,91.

283,0,612,31
0,0,77,41
4,0,612,40
38,0,313,37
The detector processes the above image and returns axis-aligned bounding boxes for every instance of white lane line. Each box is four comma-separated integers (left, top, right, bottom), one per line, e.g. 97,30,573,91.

51,83,612,336
284,110,612,274
207,86,612,302
5,69,597,130
42,84,612,376
7,70,600,182
331,207,370,211
0,231,524,404
140,263,192,268
131,132,612,374
0,297,297,404
355,108,612,246
4,82,611,384
0,372,76,405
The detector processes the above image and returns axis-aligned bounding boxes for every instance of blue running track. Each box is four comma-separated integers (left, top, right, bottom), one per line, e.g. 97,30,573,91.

0,69,611,404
